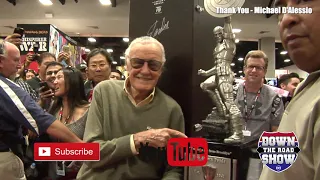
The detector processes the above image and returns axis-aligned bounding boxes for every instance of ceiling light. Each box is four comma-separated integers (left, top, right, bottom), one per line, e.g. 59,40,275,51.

120,56,125,59
232,29,241,33
284,59,291,62
99,0,112,5
7,0,17,6
85,48,90,53
239,70,243,73
230,63,235,66
238,57,244,61
59,0,65,5
45,13,53,18
39,0,53,5
123,38,129,42
280,51,288,55
88,37,96,42
235,39,240,43
107,49,113,53
112,61,118,64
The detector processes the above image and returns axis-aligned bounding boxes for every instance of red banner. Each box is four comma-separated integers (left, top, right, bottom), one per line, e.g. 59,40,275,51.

34,143,100,161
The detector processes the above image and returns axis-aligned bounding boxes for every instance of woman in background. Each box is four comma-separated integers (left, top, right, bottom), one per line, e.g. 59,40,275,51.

25,69,37,80
48,66,90,180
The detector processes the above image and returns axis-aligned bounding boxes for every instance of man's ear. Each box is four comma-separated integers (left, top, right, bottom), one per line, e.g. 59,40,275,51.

0,56,4,69
280,83,286,89
160,65,166,73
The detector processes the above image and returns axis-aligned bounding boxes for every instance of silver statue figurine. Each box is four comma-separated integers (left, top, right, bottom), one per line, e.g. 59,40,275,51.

198,16,243,143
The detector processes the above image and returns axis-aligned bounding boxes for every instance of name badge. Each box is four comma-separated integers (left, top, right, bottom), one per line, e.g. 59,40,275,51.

242,130,252,137
56,161,65,176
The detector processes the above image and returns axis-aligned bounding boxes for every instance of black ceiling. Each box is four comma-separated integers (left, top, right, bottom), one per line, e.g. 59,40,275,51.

1,35,292,74
231,41,293,77
72,36,129,65
275,42,293,68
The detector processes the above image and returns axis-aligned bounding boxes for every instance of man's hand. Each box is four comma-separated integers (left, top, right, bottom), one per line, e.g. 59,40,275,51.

133,128,187,151
198,69,207,76
5,33,22,46
57,52,71,66
23,54,35,68
26,54,34,63
28,130,38,140
39,88,54,100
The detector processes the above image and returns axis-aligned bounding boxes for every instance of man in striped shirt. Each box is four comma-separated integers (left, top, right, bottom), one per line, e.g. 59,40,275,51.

0,41,82,179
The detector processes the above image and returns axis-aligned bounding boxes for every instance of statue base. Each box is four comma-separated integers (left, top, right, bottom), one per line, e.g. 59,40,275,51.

200,109,230,143
187,137,261,180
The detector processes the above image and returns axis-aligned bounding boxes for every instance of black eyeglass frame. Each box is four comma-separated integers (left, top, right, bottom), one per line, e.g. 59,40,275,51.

129,58,163,71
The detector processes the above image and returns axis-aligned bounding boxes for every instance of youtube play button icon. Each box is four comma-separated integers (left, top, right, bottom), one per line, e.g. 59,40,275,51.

38,147,51,156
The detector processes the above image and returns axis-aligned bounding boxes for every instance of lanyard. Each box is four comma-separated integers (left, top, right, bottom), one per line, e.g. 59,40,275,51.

243,84,261,123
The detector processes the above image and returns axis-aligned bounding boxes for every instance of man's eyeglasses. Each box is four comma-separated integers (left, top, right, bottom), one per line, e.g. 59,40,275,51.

46,70,60,76
89,63,107,69
130,58,162,71
245,65,265,71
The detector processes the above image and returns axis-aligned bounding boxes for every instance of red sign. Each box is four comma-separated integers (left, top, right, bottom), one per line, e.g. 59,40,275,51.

34,143,100,161
167,138,208,166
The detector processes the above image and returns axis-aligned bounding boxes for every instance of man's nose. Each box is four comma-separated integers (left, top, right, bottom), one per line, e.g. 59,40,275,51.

140,62,150,73
279,5,299,29
95,66,102,72
53,78,58,84
17,63,22,69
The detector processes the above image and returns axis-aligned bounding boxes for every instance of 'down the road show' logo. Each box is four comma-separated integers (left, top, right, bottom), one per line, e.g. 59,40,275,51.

257,131,300,173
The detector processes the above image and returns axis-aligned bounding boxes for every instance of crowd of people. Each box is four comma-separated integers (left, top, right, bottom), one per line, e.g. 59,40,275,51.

1,0,320,179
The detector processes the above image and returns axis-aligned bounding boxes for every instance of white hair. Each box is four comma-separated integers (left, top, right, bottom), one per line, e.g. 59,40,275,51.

124,36,166,64
0,40,18,56
0,39,7,56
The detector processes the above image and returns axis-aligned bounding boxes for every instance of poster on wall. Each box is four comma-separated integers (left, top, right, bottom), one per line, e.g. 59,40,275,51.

49,25,84,66
17,24,50,55
16,24,84,73
49,26,60,57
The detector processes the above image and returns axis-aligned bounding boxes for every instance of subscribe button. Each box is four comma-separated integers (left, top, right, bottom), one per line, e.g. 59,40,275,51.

34,143,100,161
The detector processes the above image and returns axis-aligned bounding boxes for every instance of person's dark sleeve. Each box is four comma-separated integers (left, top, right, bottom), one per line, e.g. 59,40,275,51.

26,77,40,92
0,78,55,135
15,79,39,101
